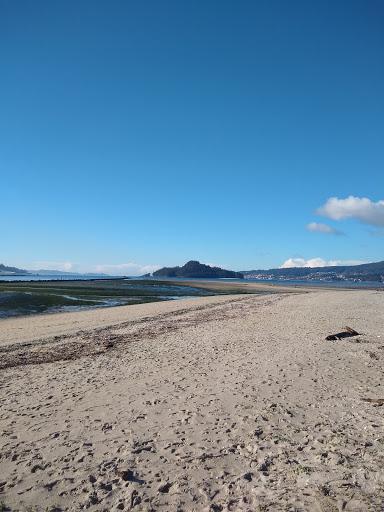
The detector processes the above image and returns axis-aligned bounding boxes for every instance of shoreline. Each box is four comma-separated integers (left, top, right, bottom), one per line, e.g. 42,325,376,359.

0,278,304,323
173,278,384,292
0,294,252,347
1,276,380,329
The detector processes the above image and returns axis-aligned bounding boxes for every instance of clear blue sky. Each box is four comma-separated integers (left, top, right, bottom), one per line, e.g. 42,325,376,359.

1,0,383,274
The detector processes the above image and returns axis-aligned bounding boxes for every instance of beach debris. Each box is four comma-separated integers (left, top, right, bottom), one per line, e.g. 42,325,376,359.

254,427,264,438
158,481,173,493
120,469,134,482
325,326,359,341
130,490,142,508
119,469,145,484
131,440,154,454
258,457,273,474
362,398,384,406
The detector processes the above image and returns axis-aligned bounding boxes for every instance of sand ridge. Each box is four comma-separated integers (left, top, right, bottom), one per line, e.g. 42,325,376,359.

1,290,384,511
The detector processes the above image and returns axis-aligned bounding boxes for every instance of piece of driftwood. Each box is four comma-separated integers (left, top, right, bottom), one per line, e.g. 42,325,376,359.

325,326,359,341
362,398,384,406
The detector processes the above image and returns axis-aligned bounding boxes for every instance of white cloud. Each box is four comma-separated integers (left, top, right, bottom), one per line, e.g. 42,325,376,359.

280,258,327,268
317,196,384,226
280,258,367,268
93,262,161,276
306,222,342,235
27,261,160,276
203,262,225,268
30,261,75,272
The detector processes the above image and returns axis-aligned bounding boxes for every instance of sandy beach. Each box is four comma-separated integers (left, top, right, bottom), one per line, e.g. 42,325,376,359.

1,288,384,511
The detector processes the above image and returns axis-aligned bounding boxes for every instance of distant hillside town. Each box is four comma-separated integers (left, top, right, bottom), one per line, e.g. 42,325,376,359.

243,260,384,283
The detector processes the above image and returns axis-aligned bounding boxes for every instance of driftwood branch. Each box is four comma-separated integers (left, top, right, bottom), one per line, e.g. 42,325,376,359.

325,326,359,341
362,398,384,406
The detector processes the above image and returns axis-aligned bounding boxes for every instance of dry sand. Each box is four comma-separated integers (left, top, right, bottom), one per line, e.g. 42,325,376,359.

0,289,384,511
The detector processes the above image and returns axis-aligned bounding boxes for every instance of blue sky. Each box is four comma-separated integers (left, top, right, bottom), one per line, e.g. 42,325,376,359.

1,0,383,274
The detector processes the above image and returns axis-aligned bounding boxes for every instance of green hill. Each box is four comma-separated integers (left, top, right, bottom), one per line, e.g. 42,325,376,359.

153,260,244,279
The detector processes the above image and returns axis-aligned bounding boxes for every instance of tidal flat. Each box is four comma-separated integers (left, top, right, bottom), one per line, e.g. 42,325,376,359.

0,278,246,319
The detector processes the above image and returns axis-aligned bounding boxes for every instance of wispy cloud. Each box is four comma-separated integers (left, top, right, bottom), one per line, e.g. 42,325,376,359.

280,257,367,269
317,196,384,227
306,222,343,235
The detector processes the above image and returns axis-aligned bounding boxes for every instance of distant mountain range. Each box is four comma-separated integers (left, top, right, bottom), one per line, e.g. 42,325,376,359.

0,264,28,275
243,260,384,283
0,264,107,277
153,260,244,279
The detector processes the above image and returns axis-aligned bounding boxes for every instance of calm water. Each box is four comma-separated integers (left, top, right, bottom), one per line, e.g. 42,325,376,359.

146,276,384,289
244,278,384,288
1,274,382,288
0,274,114,282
